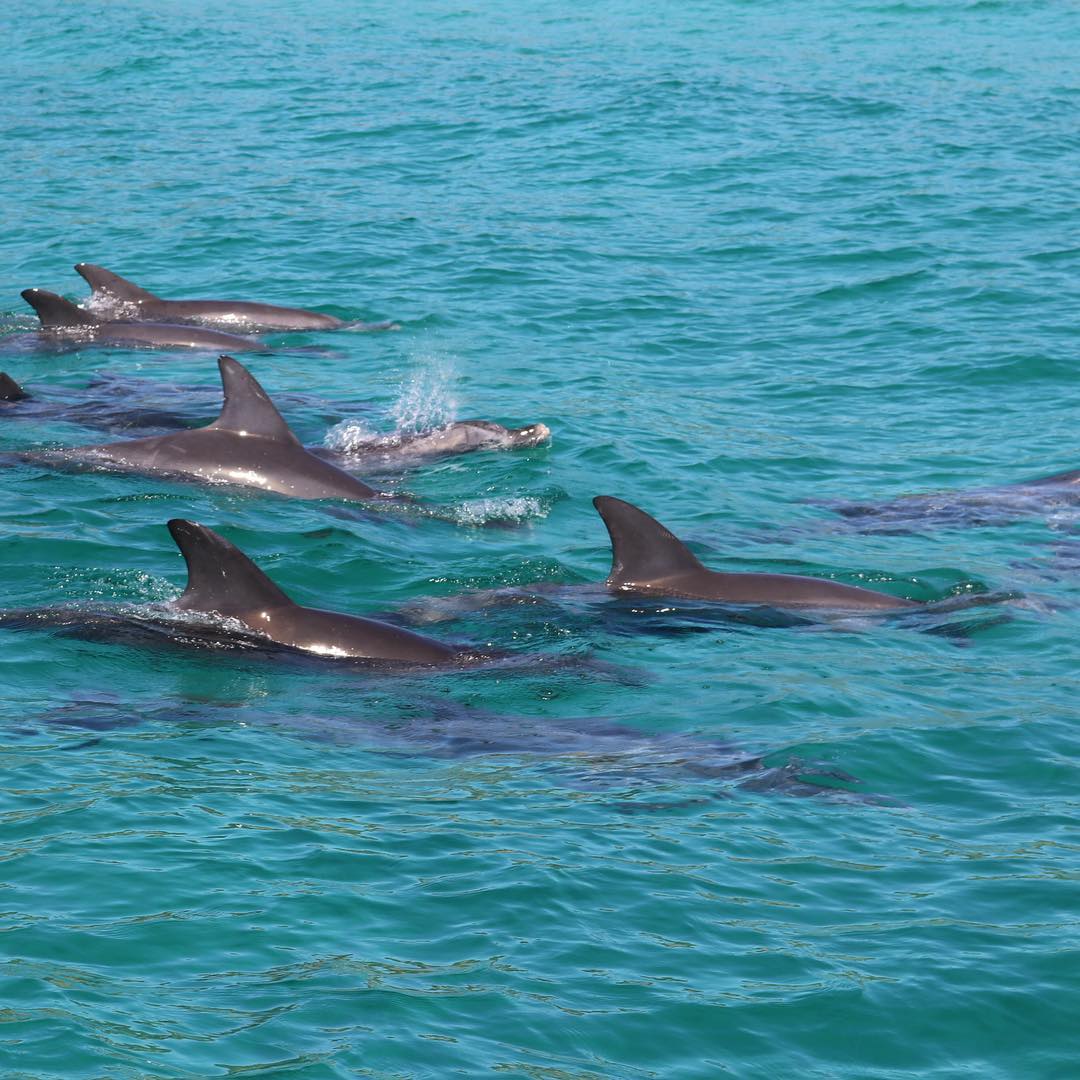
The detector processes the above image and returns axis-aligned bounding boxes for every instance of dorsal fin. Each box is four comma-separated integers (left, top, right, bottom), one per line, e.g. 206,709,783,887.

168,519,294,616
74,263,160,302
0,372,28,401
207,355,301,444
21,289,99,327
593,496,707,586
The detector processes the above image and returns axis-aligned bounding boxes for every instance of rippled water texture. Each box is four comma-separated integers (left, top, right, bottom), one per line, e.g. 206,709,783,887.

1,2,1078,1076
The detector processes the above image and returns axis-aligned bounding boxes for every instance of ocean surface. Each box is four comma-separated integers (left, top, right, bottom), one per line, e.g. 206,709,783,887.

1,2,1078,1076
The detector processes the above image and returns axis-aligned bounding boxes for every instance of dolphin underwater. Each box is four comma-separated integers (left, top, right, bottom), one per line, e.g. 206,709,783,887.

36,355,390,502
74,263,395,332
21,289,264,352
594,496,920,611
821,467,1080,531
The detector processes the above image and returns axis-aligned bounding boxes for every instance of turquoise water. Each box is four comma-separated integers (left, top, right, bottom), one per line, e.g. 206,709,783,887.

2,1,1079,1076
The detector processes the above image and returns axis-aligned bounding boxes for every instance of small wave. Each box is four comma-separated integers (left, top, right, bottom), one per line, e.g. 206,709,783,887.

83,295,139,320
439,495,552,527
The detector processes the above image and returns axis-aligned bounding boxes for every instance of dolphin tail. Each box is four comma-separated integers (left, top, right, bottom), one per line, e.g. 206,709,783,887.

592,496,707,587
21,289,99,328
208,355,302,444
74,264,160,303
167,519,294,617
0,372,28,402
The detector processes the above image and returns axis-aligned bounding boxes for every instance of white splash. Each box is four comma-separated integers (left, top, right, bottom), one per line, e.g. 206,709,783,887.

324,418,380,453
391,355,458,433
446,496,550,526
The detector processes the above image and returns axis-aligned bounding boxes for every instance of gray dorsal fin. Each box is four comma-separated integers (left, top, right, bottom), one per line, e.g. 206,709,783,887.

168,519,294,617
0,372,28,401
208,355,301,444
21,289,99,327
593,496,707,586
74,263,160,302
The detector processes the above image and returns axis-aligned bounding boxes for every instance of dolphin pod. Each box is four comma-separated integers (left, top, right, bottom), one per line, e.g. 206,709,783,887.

21,288,264,352
74,263,397,332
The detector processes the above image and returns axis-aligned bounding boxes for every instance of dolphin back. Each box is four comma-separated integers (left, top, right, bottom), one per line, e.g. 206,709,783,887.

75,264,160,303
168,519,293,618
593,496,707,587
21,289,99,328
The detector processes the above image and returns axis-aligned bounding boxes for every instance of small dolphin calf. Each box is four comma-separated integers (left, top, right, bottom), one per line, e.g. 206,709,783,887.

594,496,919,611
168,519,464,662
75,264,393,332
41,355,388,501
21,289,263,352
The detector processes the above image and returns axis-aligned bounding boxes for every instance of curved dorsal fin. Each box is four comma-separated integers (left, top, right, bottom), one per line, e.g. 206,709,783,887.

74,264,160,302
168,519,294,617
593,496,707,586
0,372,28,402
207,355,301,444
21,289,99,327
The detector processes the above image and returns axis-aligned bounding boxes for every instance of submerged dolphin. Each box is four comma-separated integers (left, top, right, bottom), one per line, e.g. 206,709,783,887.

594,496,920,611
38,355,388,501
74,263,395,332
822,467,1080,530
167,519,466,662
21,289,263,352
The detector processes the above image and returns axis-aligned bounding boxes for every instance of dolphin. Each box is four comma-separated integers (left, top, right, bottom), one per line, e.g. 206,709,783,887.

594,496,920,611
323,418,552,466
166,519,465,662
821,467,1080,531
21,289,264,352
0,372,27,402
40,355,389,502
1,370,551,468
74,264,394,332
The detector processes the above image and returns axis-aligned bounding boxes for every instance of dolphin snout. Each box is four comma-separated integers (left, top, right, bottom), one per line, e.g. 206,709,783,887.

514,422,551,447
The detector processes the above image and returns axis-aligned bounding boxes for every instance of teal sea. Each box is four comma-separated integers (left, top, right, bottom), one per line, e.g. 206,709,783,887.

2,2,1078,1076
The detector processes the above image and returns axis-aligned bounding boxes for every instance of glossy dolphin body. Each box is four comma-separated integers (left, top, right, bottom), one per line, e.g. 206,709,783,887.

594,496,920,611
75,264,394,332
21,289,263,352
167,519,462,662
43,355,387,501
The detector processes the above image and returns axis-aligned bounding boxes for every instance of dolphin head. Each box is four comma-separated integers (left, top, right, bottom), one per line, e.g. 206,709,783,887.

506,422,551,448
